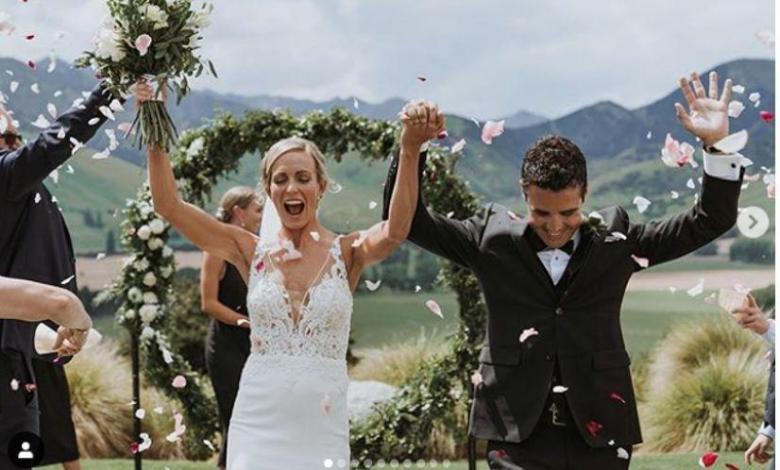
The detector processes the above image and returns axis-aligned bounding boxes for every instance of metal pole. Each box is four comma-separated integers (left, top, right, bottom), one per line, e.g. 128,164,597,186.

131,330,143,470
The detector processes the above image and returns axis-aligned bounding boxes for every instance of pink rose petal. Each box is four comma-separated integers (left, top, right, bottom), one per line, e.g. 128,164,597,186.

760,111,774,123
698,451,718,468
481,120,505,145
585,420,603,438
519,327,539,344
631,255,649,269
425,299,443,318
171,375,187,389
321,395,332,415
470,371,483,387
135,34,152,57
609,392,626,404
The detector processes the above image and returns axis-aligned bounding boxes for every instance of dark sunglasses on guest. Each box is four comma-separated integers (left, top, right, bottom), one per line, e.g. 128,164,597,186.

0,132,22,147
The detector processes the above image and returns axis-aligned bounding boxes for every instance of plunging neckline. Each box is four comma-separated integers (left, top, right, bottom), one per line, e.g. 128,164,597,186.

264,236,341,330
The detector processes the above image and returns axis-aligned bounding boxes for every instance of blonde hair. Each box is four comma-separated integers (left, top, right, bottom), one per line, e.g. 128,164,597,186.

261,137,330,195
215,186,263,223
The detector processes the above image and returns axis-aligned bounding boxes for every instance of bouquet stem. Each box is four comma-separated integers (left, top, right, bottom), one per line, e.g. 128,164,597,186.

134,95,179,152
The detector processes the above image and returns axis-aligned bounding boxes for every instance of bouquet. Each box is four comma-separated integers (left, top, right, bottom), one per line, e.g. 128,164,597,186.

76,0,216,151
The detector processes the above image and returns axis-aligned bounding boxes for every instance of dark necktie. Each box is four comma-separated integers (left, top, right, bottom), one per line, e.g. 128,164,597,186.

526,229,575,255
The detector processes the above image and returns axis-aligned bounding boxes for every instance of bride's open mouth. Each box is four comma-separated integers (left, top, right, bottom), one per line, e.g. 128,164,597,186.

283,199,305,216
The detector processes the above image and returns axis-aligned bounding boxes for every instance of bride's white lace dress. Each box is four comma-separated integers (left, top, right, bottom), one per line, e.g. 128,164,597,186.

227,236,353,469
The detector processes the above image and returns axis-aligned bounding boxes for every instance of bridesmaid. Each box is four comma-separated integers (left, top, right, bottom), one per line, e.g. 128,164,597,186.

200,186,263,469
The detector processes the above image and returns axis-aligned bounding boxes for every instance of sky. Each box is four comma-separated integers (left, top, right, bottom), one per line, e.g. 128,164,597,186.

0,0,774,120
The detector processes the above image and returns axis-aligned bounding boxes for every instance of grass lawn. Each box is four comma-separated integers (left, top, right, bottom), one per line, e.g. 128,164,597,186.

41,452,747,469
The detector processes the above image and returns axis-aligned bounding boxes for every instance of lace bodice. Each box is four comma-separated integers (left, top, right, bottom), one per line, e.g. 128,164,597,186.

246,236,353,361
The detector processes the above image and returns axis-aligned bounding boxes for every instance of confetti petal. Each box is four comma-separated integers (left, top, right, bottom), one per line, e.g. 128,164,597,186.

88,117,100,126
171,375,187,389
135,408,146,419
31,114,51,129
660,133,695,168
755,30,775,48
552,385,568,394
732,85,745,94
748,92,761,103
728,101,745,119
631,255,649,269
99,105,116,121
364,280,381,291
686,278,704,297
425,299,443,318
10,379,19,391
519,327,539,344
632,196,651,214
30,83,39,94
60,275,74,285
0,12,16,35
609,392,626,404
713,130,749,154
617,448,630,460
585,420,603,438
759,111,773,123
470,371,483,387
368,201,377,210
320,395,332,415
236,319,250,327
698,451,718,468
9,81,18,93
309,231,320,242
481,120,505,145
451,138,466,154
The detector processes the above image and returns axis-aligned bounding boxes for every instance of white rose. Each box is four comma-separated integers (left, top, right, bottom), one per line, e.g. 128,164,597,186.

124,309,136,320
139,305,159,323
140,326,155,341
143,272,157,287
143,292,158,305
144,4,169,29
162,246,174,258
128,287,143,304
94,26,126,62
186,137,204,159
134,258,150,271
147,238,164,250
140,205,154,219
160,266,173,278
149,219,166,234
136,225,151,240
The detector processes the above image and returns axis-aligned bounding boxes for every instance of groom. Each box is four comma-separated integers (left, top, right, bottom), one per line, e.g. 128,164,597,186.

383,72,744,469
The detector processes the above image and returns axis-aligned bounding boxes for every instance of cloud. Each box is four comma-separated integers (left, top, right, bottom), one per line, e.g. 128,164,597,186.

0,0,773,118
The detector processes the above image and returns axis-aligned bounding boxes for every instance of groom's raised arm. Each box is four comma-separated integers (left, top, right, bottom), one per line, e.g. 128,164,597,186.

381,150,487,268
0,83,117,201
629,71,744,266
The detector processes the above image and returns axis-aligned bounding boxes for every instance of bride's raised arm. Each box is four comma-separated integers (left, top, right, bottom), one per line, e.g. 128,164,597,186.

135,81,257,274
346,101,444,277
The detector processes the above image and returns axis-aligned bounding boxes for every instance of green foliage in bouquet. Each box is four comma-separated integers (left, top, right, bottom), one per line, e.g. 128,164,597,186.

76,0,216,151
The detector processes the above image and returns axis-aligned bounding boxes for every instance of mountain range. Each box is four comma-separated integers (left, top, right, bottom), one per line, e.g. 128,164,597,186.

0,57,772,254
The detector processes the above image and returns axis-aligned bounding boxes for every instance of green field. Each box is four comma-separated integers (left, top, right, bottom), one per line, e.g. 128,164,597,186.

40,452,747,469
92,288,731,359
348,289,724,360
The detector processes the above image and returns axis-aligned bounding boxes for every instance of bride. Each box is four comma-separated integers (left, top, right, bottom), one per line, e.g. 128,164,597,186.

133,82,444,469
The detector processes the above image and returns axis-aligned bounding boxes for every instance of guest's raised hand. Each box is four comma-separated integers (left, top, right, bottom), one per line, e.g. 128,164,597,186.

674,71,732,147
731,293,769,335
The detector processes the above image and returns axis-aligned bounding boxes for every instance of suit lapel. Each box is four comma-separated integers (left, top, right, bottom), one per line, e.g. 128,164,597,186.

509,221,557,298
563,223,602,296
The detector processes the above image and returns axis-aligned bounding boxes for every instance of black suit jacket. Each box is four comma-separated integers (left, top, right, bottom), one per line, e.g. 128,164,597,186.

382,152,742,447
0,83,116,383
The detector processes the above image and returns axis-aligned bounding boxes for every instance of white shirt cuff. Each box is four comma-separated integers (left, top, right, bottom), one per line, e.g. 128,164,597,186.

702,151,744,181
763,319,775,347
759,423,775,440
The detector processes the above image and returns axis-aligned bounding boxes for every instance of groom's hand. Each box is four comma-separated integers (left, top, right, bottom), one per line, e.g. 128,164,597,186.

675,71,732,147
399,100,445,153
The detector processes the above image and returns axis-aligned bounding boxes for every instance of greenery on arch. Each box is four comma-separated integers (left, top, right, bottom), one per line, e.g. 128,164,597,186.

108,106,486,460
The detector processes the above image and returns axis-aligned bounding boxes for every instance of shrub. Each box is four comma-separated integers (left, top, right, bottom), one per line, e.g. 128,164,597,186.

66,342,189,460
641,315,770,452
729,238,774,264
643,351,768,452
752,283,775,313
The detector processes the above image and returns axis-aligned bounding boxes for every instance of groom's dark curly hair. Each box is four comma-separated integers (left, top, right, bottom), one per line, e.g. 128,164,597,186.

521,135,588,198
